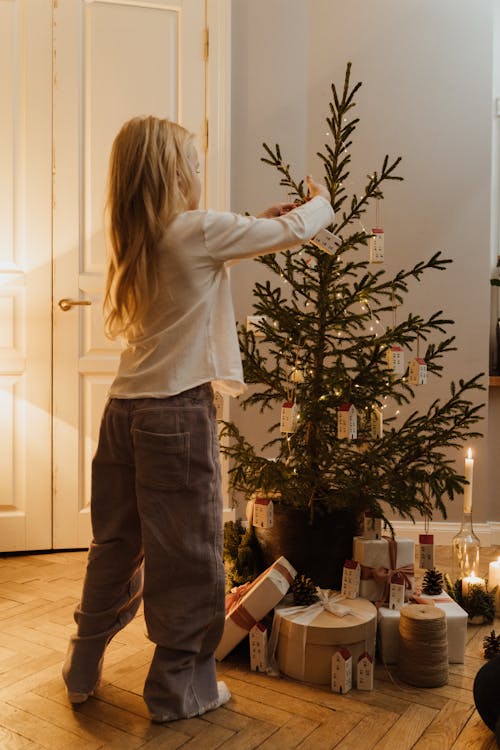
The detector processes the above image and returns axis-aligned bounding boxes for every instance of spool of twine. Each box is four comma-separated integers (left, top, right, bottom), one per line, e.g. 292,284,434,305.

397,605,448,688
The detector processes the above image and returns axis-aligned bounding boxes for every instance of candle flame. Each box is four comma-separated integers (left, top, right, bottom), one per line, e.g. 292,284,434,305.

467,448,472,459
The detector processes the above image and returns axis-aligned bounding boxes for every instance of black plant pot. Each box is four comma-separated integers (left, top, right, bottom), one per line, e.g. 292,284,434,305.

253,505,359,589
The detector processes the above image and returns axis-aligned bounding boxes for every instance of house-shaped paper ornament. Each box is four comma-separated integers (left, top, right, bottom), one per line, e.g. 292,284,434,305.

337,403,357,440
418,533,435,570
386,345,405,374
341,559,361,599
331,648,352,694
252,496,274,529
249,622,269,672
408,357,427,385
370,406,383,439
389,571,406,610
369,226,384,263
280,401,298,433
363,512,383,540
357,652,374,691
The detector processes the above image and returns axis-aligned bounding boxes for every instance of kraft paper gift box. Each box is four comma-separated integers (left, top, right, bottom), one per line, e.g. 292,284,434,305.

353,536,415,603
377,591,468,664
215,556,296,661
274,595,377,686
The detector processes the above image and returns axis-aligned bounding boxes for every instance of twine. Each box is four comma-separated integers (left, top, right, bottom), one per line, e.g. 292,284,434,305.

397,605,448,688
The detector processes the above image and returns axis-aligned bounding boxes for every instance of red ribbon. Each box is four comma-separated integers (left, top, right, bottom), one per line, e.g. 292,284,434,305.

225,560,295,631
410,596,450,605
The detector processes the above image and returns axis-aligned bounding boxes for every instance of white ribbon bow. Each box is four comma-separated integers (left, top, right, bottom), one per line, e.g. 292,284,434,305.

266,589,359,677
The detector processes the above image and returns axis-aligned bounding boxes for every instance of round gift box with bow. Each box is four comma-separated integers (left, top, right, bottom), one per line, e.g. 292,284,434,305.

275,594,377,685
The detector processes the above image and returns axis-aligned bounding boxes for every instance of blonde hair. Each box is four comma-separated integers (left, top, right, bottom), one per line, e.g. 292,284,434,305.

104,116,197,339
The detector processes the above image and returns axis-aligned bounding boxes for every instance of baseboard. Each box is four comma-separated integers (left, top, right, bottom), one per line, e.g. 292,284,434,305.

227,510,500,546
391,520,500,547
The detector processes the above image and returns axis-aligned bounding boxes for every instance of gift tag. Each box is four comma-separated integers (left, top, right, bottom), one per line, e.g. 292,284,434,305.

409,357,427,385
356,652,374,691
419,533,435,570
252,496,274,529
341,559,361,599
386,345,405,374
331,649,353,694
369,227,384,263
249,622,269,672
389,572,405,610
311,228,342,255
280,401,298,433
337,403,357,440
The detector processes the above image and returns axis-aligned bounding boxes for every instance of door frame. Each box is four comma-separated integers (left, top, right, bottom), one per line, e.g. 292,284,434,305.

206,0,231,212
205,0,234,522
50,0,233,549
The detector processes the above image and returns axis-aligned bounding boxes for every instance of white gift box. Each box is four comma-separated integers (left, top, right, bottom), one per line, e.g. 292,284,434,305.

377,591,468,664
216,556,296,661
353,536,415,603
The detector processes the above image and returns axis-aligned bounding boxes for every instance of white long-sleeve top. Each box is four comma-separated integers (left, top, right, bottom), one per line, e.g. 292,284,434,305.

109,195,335,398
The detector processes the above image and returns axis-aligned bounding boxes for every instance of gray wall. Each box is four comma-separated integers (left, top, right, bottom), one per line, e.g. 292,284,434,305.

230,0,496,524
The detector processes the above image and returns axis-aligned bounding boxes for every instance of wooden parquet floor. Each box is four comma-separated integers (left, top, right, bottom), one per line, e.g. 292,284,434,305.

0,547,499,750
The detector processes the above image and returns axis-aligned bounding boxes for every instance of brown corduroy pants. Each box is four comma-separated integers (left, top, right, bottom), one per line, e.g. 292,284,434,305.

62,384,226,720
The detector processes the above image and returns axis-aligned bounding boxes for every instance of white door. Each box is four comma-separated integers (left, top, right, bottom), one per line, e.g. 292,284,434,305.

0,1,53,551
52,0,207,548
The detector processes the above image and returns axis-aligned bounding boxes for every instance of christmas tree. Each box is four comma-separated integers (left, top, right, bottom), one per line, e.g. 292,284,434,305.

221,64,484,583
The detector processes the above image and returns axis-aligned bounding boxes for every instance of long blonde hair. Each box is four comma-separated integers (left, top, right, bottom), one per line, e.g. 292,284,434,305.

104,116,196,339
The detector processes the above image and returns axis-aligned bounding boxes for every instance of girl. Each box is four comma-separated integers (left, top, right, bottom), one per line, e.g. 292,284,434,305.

62,116,334,722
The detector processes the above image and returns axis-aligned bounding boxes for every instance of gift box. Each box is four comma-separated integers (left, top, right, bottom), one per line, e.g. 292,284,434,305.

353,536,415,603
275,595,377,686
377,591,468,664
215,556,296,661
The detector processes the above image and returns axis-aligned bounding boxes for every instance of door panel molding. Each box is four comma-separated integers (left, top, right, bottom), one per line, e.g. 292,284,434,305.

0,0,52,551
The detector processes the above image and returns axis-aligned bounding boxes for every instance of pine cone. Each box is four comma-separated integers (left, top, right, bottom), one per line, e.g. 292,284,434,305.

422,568,444,596
291,573,319,605
483,630,500,659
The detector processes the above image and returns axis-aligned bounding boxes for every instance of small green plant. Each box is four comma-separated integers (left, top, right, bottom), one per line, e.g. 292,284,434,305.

444,574,496,623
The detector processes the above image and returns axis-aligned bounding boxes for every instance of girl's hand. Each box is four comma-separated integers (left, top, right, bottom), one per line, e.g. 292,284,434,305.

257,202,297,219
306,175,330,201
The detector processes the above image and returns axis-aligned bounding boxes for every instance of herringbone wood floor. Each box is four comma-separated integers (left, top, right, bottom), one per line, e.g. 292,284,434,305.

0,547,498,750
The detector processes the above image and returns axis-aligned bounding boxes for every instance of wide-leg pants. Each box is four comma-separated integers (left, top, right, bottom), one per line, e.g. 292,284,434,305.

62,384,226,719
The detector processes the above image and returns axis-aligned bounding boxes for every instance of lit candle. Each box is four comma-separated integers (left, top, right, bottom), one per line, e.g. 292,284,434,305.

463,448,474,514
462,571,485,597
488,556,500,615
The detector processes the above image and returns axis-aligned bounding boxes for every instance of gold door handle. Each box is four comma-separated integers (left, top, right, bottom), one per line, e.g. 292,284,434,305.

58,298,92,312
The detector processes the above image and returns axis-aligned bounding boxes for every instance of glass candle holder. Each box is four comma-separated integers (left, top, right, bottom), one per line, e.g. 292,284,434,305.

452,512,480,580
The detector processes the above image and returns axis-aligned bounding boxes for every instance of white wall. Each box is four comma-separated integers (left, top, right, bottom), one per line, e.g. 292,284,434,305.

230,0,496,526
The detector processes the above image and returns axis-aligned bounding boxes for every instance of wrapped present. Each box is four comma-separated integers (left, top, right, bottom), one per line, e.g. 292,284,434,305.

215,556,296,661
377,591,468,664
353,536,415,603
273,593,377,685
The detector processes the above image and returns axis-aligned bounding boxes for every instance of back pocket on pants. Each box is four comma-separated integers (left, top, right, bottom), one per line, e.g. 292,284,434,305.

132,428,190,490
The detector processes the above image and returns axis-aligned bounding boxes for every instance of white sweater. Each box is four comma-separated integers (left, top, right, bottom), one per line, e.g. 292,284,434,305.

109,196,335,398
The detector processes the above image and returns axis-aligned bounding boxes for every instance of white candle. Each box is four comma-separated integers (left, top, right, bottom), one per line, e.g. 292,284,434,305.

462,571,485,597
463,448,474,514
488,557,500,615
